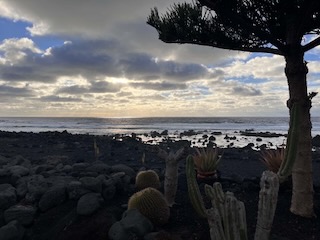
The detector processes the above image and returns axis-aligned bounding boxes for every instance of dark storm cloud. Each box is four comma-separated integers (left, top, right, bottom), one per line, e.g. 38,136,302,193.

120,53,211,81
0,39,122,83
0,65,55,83
0,39,215,85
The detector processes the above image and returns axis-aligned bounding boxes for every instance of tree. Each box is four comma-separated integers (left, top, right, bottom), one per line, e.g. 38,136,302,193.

147,0,320,217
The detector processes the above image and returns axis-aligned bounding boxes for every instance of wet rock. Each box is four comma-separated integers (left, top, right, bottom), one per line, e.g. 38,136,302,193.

85,163,111,174
0,184,17,210
8,166,29,177
79,176,102,193
61,164,73,173
26,175,48,203
209,136,216,141
0,220,25,240
77,193,103,216
160,130,168,136
312,135,320,147
108,209,153,240
211,131,222,135
102,179,116,201
180,130,197,137
15,178,28,199
150,131,161,138
38,184,67,212
111,164,135,178
72,163,90,172
243,143,254,149
4,205,36,226
67,181,90,200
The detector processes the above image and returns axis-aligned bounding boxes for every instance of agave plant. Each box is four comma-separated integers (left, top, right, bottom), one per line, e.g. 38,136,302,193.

260,148,285,173
193,147,222,179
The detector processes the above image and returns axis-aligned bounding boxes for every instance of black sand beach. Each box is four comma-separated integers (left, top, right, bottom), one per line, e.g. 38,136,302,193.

0,130,319,240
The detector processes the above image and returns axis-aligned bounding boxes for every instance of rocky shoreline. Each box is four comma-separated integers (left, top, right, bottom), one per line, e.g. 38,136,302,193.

0,131,319,240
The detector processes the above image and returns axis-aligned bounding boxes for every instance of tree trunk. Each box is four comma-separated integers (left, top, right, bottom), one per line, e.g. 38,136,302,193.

285,50,314,217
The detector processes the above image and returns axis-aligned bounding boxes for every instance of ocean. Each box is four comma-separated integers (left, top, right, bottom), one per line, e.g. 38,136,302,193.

1,117,320,148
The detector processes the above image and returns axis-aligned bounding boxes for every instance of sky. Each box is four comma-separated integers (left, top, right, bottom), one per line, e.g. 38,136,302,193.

0,0,320,118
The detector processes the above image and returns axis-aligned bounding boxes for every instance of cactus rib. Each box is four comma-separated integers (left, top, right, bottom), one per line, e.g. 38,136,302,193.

186,155,207,218
278,102,300,181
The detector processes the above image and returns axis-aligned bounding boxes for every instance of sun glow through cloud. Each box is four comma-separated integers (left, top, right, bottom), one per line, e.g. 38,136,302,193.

0,0,319,117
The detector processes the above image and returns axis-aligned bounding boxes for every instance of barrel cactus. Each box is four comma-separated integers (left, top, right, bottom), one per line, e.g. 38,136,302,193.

128,187,170,226
135,170,161,190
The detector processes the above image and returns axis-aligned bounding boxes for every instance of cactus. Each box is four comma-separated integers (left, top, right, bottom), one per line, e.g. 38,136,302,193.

128,187,170,226
135,170,161,190
206,185,248,240
254,171,279,240
158,147,184,206
193,147,222,177
93,138,100,161
184,104,300,239
187,154,283,240
186,155,207,218
278,102,300,181
186,154,248,239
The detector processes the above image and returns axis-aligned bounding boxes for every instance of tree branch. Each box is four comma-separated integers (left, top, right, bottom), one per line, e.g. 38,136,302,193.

197,0,286,51
302,36,320,52
159,38,283,55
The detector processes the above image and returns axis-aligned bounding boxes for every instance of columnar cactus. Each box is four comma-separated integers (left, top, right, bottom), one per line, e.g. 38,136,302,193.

185,104,300,240
186,155,207,218
128,187,170,226
278,102,300,181
254,171,279,240
186,155,247,239
135,170,161,190
186,157,280,240
158,147,184,206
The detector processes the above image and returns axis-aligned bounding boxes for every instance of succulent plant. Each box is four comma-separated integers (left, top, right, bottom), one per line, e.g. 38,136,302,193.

135,170,161,190
186,155,207,218
128,187,170,226
186,155,279,240
184,103,300,240
260,148,285,173
278,102,300,182
193,147,222,176
158,147,184,206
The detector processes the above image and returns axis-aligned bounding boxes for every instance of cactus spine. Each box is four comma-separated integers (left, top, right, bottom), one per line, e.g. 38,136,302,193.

128,187,170,226
135,170,161,190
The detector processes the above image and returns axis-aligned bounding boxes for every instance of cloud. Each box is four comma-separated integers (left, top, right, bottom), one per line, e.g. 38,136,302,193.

0,0,248,66
0,38,42,64
231,86,262,96
0,38,217,85
0,84,34,97
0,1,317,117
39,95,82,102
130,81,187,91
